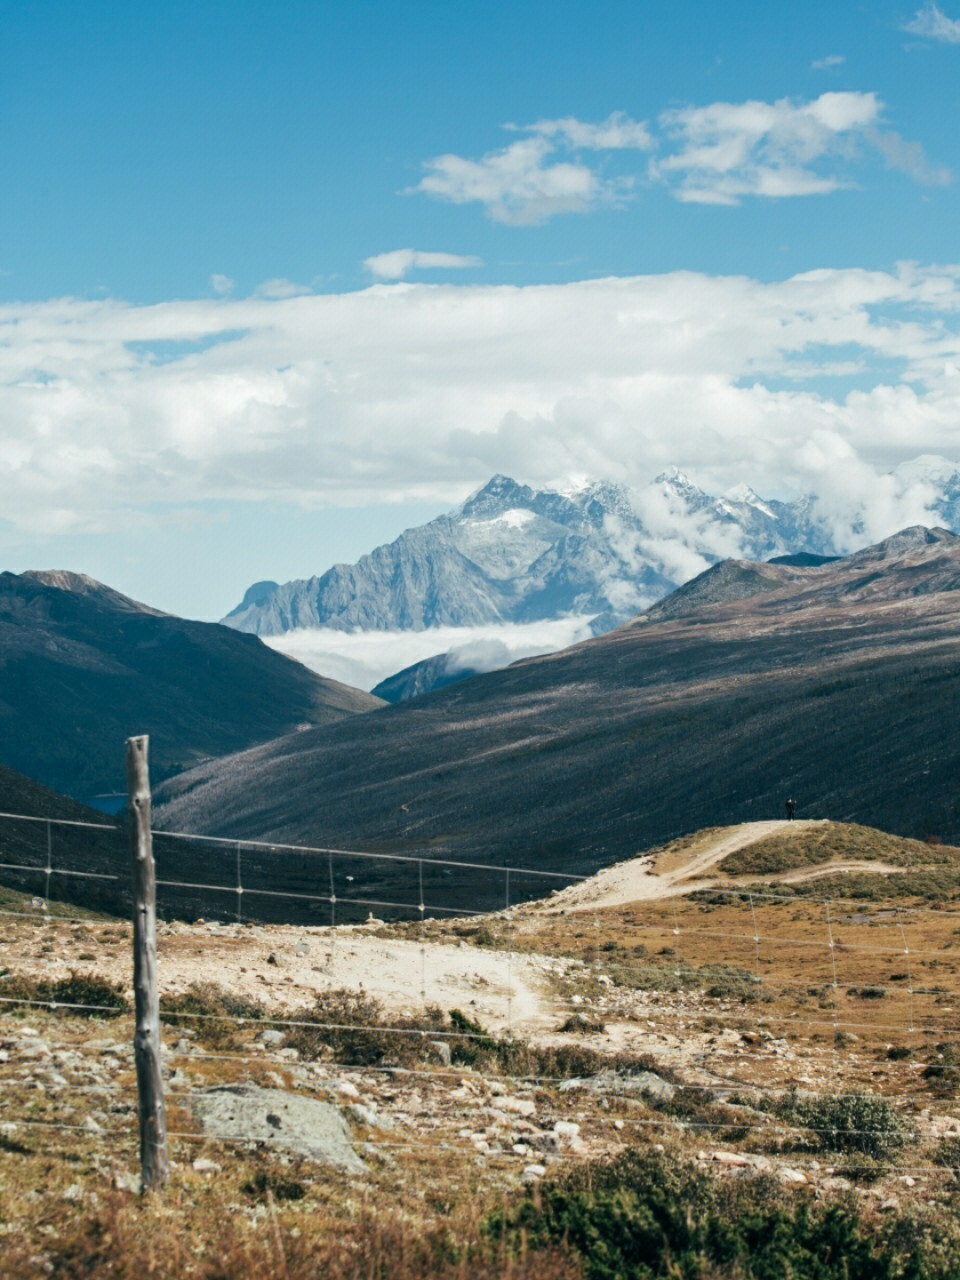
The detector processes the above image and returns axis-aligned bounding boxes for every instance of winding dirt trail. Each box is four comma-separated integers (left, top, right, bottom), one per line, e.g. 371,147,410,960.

543,819,827,913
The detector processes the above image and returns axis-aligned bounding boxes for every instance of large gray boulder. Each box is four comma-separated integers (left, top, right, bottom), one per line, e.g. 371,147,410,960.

192,1084,364,1172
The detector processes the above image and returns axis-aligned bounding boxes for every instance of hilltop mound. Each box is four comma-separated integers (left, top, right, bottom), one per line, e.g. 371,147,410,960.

539,820,960,914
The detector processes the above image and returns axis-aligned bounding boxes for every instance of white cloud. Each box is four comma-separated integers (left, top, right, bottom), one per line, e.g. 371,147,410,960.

415,95,947,218
904,2,960,42
2,266,960,553
811,54,847,70
414,136,610,225
653,91,938,204
253,278,314,299
266,619,595,690
363,249,482,280
524,111,653,150
210,273,234,295
872,129,953,185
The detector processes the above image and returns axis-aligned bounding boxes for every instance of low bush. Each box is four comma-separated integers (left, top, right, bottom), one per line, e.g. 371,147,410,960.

0,969,127,1017
162,982,266,1050
489,1148,956,1280
777,1090,909,1159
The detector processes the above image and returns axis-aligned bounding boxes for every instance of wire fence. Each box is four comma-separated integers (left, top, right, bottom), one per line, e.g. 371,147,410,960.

3,808,960,1189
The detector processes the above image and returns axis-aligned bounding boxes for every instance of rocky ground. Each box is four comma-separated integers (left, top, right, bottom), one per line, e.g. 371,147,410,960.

4,821,960,1276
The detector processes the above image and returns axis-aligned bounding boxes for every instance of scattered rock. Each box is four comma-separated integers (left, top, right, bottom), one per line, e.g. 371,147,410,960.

348,1103,393,1130
496,1096,536,1118
553,1121,584,1151
191,1157,222,1173
523,1164,547,1181
258,1029,286,1048
560,1069,676,1103
330,1079,360,1100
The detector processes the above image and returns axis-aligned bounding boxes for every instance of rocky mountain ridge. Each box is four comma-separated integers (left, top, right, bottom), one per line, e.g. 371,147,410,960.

223,458,960,640
222,469,839,637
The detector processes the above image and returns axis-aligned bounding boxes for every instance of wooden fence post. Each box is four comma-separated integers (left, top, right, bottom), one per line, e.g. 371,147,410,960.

126,735,169,1190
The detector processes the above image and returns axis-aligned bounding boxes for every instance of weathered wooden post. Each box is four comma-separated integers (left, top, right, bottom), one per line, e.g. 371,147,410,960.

126,735,169,1190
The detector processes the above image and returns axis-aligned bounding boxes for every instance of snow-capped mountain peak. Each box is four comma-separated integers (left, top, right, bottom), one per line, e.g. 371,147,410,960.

223,469,841,638
723,483,776,519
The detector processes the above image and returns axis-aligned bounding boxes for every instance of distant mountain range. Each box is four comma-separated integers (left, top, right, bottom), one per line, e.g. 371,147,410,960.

158,524,960,913
0,570,383,799
222,457,960,642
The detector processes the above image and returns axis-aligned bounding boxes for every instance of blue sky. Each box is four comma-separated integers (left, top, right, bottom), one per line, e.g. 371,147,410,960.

2,0,960,617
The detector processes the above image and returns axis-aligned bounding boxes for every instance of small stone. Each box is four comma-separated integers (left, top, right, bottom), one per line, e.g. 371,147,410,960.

523,1164,547,1180
192,1157,222,1173
552,1121,584,1150
497,1097,536,1118
778,1168,807,1185
258,1029,286,1048
348,1103,391,1129
331,1080,360,1100
429,1040,453,1067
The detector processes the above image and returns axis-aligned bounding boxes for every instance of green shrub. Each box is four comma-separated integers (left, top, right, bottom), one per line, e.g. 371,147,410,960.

778,1091,909,1159
489,1148,931,1280
282,989,446,1066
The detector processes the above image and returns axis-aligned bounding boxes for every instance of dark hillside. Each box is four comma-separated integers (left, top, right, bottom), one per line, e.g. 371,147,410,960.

0,763,124,915
0,570,383,798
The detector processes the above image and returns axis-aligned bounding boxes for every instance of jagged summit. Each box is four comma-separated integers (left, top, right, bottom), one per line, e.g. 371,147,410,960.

223,469,836,638
160,519,960,880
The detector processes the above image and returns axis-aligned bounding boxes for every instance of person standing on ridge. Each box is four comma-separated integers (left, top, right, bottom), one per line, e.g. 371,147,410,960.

785,798,796,821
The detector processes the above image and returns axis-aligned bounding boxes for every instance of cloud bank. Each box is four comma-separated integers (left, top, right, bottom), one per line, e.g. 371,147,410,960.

266,619,595,691
413,94,948,221
2,265,960,551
